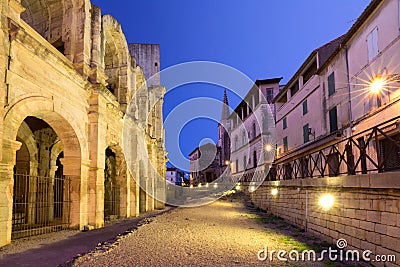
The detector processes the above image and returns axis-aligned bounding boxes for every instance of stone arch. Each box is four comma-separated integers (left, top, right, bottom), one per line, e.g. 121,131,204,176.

20,0,92,64
3,96,88,230
103,144,128,220
101,15,131,109
15,121,38,175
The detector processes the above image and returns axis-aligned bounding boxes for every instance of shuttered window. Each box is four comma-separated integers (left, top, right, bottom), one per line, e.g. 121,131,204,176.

367,27,379,61
329,106,338,133
328,72,335,96
303,124,309,143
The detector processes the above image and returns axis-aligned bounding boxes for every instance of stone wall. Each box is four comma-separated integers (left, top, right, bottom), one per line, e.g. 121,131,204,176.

250,173,400,267
0,0,167,247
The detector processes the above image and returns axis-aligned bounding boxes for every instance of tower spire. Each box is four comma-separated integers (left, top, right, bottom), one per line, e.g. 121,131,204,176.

221,89,229,121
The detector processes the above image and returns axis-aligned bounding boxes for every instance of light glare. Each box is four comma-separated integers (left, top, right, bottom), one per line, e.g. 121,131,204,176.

265,144,273,152
271,188,278,196
319,194,335,211
370,76,385,95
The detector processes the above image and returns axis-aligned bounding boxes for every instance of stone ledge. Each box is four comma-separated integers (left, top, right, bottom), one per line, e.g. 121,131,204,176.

262,172,400,189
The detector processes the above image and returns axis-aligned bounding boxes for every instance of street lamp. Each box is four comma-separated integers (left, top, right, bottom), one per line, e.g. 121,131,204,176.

370,75,385,95
271,188,278,196
264,144,273,152
318,194,335,211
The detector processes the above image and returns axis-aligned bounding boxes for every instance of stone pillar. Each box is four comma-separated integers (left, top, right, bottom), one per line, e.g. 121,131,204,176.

88,5,107,85
27,161,38,224
87,92,106,228
125,168,131,218
0,139,21,247
94,167,104,228
60,157,88,230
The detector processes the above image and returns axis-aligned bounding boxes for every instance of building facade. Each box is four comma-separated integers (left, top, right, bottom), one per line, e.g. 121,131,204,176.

251,0,400,262
0,0,166,246
166,167,184,186
229,78,281,183
271,0,400,179
189,143,221,186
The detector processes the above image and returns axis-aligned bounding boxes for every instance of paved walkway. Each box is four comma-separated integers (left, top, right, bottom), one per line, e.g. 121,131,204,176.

0,194,354,267
73,195,339,267
0,209,172,267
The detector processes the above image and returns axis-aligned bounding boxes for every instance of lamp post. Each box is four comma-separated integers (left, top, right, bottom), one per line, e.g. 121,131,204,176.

370,75,385,95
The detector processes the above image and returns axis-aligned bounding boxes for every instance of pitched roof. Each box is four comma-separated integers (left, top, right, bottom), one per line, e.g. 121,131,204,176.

317,0,383,73
273,36,345,102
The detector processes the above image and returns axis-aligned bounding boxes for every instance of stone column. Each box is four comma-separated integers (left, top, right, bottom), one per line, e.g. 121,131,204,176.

0,139,21,247
60,157,88,230
27,161,38,225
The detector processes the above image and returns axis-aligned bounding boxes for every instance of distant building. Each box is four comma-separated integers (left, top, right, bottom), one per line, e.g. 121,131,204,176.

189,143,222,185
228,78,282,182
166,167,185,186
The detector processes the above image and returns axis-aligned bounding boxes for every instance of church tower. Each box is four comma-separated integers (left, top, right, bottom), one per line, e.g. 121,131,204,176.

217,89,231,172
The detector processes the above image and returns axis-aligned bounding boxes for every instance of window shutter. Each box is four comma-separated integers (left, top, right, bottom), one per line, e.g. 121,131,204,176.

303,124,309,143
328,72,335,96
329,107,338,133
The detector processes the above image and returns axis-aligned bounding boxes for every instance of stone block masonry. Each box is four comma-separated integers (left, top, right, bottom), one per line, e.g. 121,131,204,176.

250,173,400,267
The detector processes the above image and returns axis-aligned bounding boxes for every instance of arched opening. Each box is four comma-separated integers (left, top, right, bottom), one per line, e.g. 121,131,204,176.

104,147,119,221
139,160,147,213
12,117,70,239
104,40,119,95
102,16,130,111
19,0,91,64
20,0,66,53
103,145,129,221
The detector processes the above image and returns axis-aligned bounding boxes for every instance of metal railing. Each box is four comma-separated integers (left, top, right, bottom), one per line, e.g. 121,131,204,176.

269,116,400,180
12,174,71,239
232,168,268,183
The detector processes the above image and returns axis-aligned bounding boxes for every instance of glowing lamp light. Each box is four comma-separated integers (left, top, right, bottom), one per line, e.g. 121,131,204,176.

198,183,202,188
249,186,256,192
370,76,385,95
319,194,335,211
205,183,209,188
265,144,273,152
235,184,241,191
271,188,278,196
213,183,218,188
190,184,193,188
225,160,230,165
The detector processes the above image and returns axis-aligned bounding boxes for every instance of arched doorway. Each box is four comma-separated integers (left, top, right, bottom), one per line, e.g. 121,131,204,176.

12,117,71,239
104,147,119,221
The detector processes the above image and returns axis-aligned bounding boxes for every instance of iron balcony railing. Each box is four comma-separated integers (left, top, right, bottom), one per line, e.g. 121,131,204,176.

269,116,400,180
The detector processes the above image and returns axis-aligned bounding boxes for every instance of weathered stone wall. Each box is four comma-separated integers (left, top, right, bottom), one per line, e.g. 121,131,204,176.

250,174,400,266
129,44,160,87
0,0,166,247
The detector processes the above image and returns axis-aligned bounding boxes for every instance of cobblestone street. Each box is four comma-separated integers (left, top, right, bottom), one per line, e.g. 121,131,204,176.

72,194,339,267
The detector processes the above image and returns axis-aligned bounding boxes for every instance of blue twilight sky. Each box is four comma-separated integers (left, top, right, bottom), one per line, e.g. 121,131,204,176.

92,0,371,171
